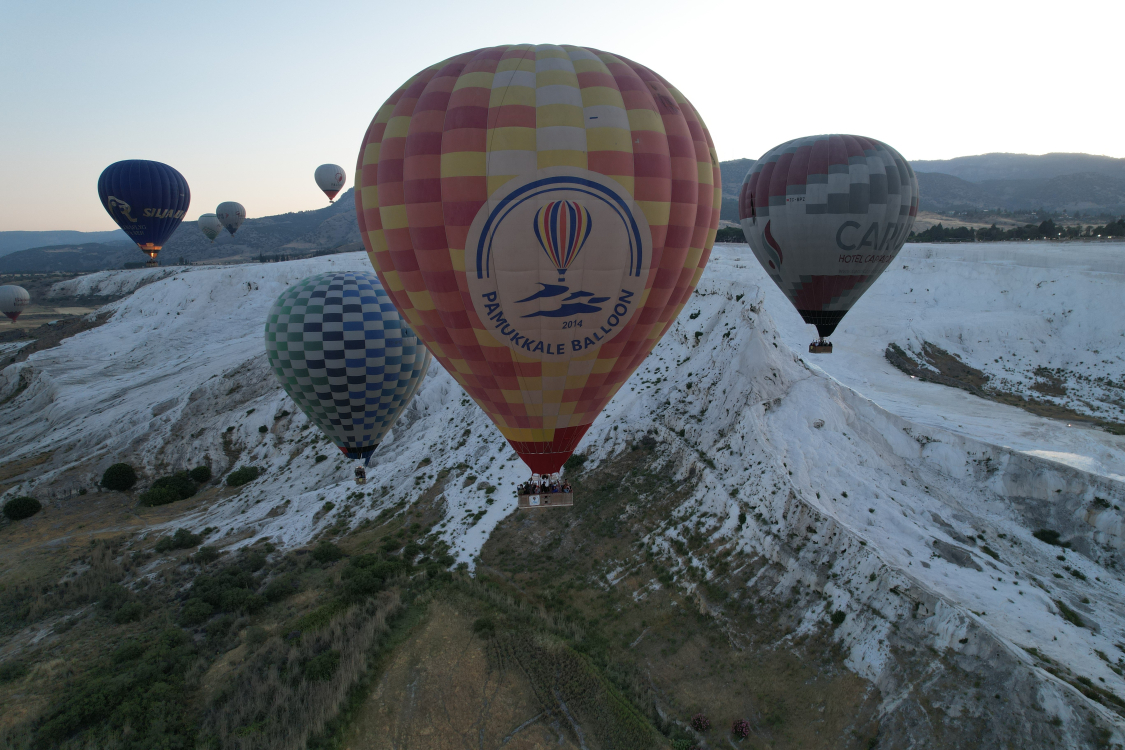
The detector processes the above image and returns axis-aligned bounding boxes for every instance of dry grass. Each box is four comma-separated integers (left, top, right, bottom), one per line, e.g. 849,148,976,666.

200,591,401,750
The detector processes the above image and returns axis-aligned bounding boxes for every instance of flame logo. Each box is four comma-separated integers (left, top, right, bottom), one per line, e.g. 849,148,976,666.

534,201,592,282
763,220,784,270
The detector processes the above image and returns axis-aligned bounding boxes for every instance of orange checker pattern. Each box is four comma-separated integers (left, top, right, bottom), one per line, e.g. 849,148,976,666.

356,44,719,474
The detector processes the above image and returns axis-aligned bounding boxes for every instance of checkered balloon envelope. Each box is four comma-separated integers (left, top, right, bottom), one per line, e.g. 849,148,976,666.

264,271,432,462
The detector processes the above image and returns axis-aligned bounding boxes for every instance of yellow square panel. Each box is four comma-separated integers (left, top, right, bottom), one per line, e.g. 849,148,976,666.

592,357,618,374
537,151,587,170
453,71,494,91
488,127,536,152
385,116,414,140
579,86,625,108
636,201,671,226
405,290,436,312
536,103,584,129
536,69,580,88
626,109,665,134
441,151,487,178
489,86,535,108
380,204,409,230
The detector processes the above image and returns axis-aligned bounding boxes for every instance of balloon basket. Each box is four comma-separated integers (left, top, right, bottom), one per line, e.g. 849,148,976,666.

809,342,833,354
145,259,159,268
518,492,574,509
355,477,366,485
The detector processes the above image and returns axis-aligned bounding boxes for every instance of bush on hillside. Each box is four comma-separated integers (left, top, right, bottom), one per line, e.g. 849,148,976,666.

0,660,29,683
101,463,137,491
690,713,711,732
154,528,203,553
731,718,750,739
226,466,261,487
188,465,212,483
311,541,345,564
139,487,179,507
563,453,588,472
3,496,42,521
152,472,197,500
194,546,220,565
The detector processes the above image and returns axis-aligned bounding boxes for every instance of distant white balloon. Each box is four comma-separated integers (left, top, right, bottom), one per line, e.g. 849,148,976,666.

0,285,30,322
314,164,346,203
216,202,245,236
198,213,222,242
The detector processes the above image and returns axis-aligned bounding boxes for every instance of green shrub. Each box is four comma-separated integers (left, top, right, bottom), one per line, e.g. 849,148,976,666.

139,486,180,507
0,660,29,683
101,463,137,491
99,584,131,611
113,601,146,624
226,466,261,487
180,599,214,626
35,628,197,746
303,649,340,681
1056,599,1086,628
315,454,328,463
472,617,496,637
194,545,220,564
189,465,212,483
831,610,847,627
1034,529,1071,548
312,541,345,564
3,495,41,521
263,573,298,602
245,625,268,646
564,453,588,472
151,471,197,500
155,528,203,553
258,425,268,433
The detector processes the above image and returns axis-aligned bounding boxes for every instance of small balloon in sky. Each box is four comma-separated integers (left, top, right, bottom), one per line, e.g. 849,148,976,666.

197,213,222,242
314,164,346,203
0,285,30,322
216,202,245,236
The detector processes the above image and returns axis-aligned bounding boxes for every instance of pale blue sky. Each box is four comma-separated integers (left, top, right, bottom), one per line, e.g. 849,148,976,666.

1,0,1118,231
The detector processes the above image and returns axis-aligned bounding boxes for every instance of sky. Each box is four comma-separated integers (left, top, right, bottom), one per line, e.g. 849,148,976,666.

1,0,1120,232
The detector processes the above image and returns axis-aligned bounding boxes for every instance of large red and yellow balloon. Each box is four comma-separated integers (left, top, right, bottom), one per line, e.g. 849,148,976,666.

356,44,719,474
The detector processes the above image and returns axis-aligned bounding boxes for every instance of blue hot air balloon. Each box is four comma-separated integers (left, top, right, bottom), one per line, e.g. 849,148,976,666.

264,271,432,481
97,160,190,267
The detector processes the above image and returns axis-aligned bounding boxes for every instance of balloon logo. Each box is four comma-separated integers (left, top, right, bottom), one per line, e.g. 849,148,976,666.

762,220,783,270
534,201,592,282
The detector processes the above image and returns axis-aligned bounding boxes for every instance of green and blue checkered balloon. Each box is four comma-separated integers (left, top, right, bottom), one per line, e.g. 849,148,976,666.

264,271,431,463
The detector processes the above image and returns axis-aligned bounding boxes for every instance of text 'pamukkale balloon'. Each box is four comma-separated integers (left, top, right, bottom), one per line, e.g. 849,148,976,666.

216,202,245,236
739,135,918,344
198,213,222,242
97,160,190,266
314,164,346,202
0,286,30,322
356,44,719,474
264,271,431,463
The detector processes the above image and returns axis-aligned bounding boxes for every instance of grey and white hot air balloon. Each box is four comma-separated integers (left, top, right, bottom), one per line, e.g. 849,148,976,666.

216,202,245,236
314,164,346,203
264,271,431,481
0,285,30,322
739,134,918,352
198,213,222,243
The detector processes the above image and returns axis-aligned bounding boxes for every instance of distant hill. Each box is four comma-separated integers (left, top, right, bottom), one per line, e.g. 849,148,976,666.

718,153,1125,218
916,171,1125,214
910,152,1125,182
0,190,362,273
0,229,128,258
0,242,140,273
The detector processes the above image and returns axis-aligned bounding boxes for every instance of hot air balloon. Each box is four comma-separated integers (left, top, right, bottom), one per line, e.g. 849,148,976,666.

0,285,30,322
355,44,719,478
314,164,346,202
198,213,222,243
738,135,918,353
97,160,190,267
216,202,245,236
264,271,431,480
